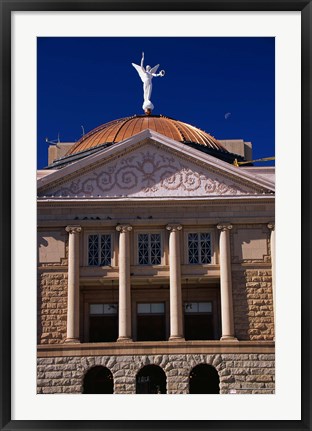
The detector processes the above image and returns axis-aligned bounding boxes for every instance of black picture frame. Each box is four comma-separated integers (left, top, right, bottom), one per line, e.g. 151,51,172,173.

1,1,311,430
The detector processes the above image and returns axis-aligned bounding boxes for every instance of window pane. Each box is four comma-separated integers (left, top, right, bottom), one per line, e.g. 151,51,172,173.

184,302,199,313
88,235,99,266
138,234,149,265
103,304,118,315
138,233,161,265
90,304,104,315
150,233,161,265
198,302,212,313
137,303,151,314
188,233,199,264
200,233,211,264
100,234,112,266
151,303,165,314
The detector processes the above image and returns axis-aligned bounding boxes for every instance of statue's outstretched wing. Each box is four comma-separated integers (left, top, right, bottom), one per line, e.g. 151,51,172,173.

150,64,159,75
132,63,146,81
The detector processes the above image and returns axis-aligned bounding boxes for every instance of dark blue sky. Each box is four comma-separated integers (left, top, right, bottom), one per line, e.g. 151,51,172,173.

37,37,275,169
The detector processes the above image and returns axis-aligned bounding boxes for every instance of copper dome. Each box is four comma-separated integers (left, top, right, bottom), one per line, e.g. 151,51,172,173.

65,115,228,156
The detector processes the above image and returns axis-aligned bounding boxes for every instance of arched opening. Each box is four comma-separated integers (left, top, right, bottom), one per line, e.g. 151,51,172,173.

136,365,166,394
83,366,114,394
189,364,220,394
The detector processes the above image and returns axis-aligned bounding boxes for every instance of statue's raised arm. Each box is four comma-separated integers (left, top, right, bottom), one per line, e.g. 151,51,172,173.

132,52,165,114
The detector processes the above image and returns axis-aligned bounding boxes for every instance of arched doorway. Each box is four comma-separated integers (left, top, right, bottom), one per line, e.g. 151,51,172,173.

83,366,114,394
189,364,220,394
136,365,166,394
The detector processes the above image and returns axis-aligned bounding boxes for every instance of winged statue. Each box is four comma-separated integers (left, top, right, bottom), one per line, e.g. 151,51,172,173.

132,52,165,114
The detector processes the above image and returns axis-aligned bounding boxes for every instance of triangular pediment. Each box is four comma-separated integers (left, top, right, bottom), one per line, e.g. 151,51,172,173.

38,130,274,200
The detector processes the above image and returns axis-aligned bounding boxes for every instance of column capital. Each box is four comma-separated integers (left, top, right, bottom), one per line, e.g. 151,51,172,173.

116,224,132,233
65,225,82,234
217,223,233,232
166,224,182,232
267,222,275,231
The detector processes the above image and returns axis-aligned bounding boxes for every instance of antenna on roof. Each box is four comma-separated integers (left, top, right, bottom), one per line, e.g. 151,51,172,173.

81,125,85,136
45,135,60,147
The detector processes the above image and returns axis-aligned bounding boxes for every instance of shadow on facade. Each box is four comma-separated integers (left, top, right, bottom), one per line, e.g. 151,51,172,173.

83,366,114,394
189,364,220,394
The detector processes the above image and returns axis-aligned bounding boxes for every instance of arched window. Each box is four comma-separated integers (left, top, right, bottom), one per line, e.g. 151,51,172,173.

136,365,166,394
83,366,114,394
189,364,220,394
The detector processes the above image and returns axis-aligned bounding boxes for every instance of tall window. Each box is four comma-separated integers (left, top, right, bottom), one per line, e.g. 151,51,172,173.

188,233,211,264
88,234,112,266
138,233,161,265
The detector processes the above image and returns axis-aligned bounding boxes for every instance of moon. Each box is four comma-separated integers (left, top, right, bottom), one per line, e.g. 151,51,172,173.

225,112,231,120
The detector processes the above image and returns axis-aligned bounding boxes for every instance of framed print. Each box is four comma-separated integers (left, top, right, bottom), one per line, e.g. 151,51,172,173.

1,1,311,430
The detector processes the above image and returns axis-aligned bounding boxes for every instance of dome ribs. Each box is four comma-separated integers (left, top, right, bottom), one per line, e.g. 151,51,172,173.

64,114,229,158
188,124,212,147
155,116,168,137
132,116,145,136
160,117,180,141
176,121,199,144
66,117,132,155
111,115,137,143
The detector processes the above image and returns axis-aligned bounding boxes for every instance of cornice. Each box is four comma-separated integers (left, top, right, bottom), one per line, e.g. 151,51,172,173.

37,195,275,208
37,340,275,357
37,218,275,229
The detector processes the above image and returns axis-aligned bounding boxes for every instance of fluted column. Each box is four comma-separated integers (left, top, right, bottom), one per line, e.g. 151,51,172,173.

65,225,82,343
268,222,276,334
166,224,184,341
217,223,237,340
116,224,132,342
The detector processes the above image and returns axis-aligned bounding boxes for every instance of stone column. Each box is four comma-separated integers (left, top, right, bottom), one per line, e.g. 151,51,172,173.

268,222,276,333
116,224,132,342
166,224,184,341
217,223,237,340
65,225,82,343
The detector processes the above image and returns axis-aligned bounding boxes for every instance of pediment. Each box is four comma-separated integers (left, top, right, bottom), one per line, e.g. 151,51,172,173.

38,130,274,199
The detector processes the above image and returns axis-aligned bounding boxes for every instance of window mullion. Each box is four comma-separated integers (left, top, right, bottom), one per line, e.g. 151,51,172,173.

98,234,101,266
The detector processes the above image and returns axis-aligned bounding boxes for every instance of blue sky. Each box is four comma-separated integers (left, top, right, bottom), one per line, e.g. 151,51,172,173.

37,37,275,168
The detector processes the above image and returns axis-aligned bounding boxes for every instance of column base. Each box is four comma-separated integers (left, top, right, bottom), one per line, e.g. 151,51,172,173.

169,336,185,342
64,338,80,344
220,336,238,341
117,337,133,343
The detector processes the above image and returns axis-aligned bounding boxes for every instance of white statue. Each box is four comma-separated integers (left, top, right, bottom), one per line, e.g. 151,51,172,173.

132,52,165,114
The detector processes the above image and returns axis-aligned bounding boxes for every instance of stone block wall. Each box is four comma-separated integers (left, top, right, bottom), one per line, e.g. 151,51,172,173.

37,272,68,344
232,270,274,340
37,353,275,394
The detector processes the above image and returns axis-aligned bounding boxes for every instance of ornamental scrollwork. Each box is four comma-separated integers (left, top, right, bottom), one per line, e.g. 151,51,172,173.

46,145,251,198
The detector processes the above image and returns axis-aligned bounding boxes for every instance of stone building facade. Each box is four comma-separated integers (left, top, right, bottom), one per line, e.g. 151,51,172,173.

37,116,275,394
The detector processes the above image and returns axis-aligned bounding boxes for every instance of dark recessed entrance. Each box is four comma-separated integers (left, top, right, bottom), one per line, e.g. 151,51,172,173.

89,304,118,342
184,302,214,340
89,316,118,342
189,364,220,394
83,366,114,394
136,365,166,394
137,303,166,341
